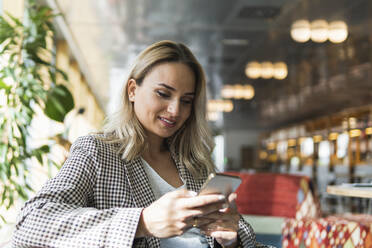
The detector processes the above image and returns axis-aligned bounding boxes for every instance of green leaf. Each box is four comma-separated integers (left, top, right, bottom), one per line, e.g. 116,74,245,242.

0,214,6,224
0,144,8,163
25,182,33,191
39,145,50,153
0,163,7,182
5,11,23,26
1,187,7,204
12,160,19,176
44,84,74,122
30,22,37,37
16,185,27,199
48,69,56,84
0,79,11,92
34,150,43,165
56,68,68,81
4,67,16,82
8,191,14,209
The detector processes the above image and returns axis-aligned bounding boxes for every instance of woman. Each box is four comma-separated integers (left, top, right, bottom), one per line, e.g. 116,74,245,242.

12,40,268,247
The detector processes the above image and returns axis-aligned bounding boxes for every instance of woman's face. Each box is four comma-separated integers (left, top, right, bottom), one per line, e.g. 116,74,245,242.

128,62,196,140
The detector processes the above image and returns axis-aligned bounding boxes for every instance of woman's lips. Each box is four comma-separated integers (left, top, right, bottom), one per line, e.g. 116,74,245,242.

159,117,176,128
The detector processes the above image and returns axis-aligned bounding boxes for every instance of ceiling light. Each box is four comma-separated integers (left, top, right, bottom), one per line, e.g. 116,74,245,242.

207,100,218,112
288,139,296,147
310,19,329,43
259,151,268,159
349,117,357,129
223,100,234,112
245,61,261,79
221,84,255,100
273,62,288,80
267,142,276,150
207,111,219,121
313,135,323,143
349,129,361,138
243,84,255,100
221,85,235,99
207,99,234,112
260,61,274,79
290,19,311,43
366,127,372,135
234,85,245,99
328,21,348,43
329,132,338,140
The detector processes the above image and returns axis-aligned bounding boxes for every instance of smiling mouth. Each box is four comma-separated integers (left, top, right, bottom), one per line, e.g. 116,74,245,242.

159,117,176,127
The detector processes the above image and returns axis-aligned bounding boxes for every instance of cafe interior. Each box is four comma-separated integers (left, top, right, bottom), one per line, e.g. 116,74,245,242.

1,0,372,247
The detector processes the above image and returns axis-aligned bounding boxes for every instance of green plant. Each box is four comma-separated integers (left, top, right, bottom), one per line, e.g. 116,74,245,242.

0,0,74,223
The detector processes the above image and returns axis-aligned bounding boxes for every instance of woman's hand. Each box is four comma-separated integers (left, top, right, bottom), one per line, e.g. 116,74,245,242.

136,188,226,238
200,193,240,248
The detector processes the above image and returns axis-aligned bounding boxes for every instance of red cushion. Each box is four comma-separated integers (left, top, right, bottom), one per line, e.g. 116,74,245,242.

224,172,310,218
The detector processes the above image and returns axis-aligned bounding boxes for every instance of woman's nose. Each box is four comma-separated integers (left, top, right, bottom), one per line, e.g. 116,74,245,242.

167,100,180,116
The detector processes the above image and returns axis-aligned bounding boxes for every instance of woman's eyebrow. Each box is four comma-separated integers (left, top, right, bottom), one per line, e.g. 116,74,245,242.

158,83,195,96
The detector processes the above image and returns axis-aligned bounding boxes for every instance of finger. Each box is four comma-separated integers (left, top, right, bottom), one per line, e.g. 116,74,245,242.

219,205,239,215
200,211,224,220
202,211,240,222
210,230,237,239
201,219,239,233
187,216,215,228
211,231,238,247
170,188,198,198
228,193,237,202
182,194,226,209
195,200,240,219
227,193,238,210
182,202,226,219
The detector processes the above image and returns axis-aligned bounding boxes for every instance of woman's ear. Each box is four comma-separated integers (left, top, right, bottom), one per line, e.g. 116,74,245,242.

127,79,137,102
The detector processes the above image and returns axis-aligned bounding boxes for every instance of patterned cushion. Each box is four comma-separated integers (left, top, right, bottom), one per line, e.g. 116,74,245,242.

282,214,372,248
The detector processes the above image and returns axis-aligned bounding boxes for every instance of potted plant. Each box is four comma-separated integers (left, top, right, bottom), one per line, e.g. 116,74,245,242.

0,0,74,224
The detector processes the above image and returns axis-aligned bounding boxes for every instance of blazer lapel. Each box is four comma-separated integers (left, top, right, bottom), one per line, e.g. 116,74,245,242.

170,150,198,192
170,150,208,193
124,157,155,208
123,157,161,247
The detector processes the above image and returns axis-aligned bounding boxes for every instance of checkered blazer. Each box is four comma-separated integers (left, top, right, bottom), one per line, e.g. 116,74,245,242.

12,135,270,248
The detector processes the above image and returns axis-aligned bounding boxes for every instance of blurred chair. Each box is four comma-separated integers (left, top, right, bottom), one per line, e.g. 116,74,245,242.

224,172,319,248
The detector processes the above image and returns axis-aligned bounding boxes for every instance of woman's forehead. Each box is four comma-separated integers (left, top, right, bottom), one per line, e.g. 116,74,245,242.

143,62,196,92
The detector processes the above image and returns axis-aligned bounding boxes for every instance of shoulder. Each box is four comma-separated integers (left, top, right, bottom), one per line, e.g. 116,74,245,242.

70,134,119,159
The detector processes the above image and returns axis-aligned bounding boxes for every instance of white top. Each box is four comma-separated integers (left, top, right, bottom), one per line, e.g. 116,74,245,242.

141,158,209,248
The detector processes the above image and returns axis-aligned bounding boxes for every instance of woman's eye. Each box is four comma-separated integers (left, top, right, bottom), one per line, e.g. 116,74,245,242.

181,99,193,104
157,91,170,98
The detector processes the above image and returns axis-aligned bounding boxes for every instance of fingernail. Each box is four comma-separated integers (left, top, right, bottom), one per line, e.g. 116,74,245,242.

218,195,225,200
188,191,197,197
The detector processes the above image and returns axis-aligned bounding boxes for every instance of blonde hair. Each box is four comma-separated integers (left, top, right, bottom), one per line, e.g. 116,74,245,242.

102,40,215,178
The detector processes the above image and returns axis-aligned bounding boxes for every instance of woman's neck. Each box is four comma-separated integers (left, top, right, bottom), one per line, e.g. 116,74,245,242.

143,135,168,160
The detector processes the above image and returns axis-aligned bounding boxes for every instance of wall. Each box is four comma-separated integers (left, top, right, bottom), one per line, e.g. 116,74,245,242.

56,40,105,141
224,129,259,171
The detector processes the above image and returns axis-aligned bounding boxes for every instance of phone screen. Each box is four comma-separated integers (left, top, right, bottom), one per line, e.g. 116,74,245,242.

198,173,242,197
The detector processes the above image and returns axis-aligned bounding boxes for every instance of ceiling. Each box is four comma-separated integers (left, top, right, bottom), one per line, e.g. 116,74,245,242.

50,0,372,131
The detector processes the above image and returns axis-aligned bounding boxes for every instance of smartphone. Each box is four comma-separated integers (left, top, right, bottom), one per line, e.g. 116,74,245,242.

198,173,242,197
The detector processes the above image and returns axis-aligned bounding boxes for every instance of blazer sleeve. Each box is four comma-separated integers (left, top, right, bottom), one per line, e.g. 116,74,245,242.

12,137,143,248
238,216,273,248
